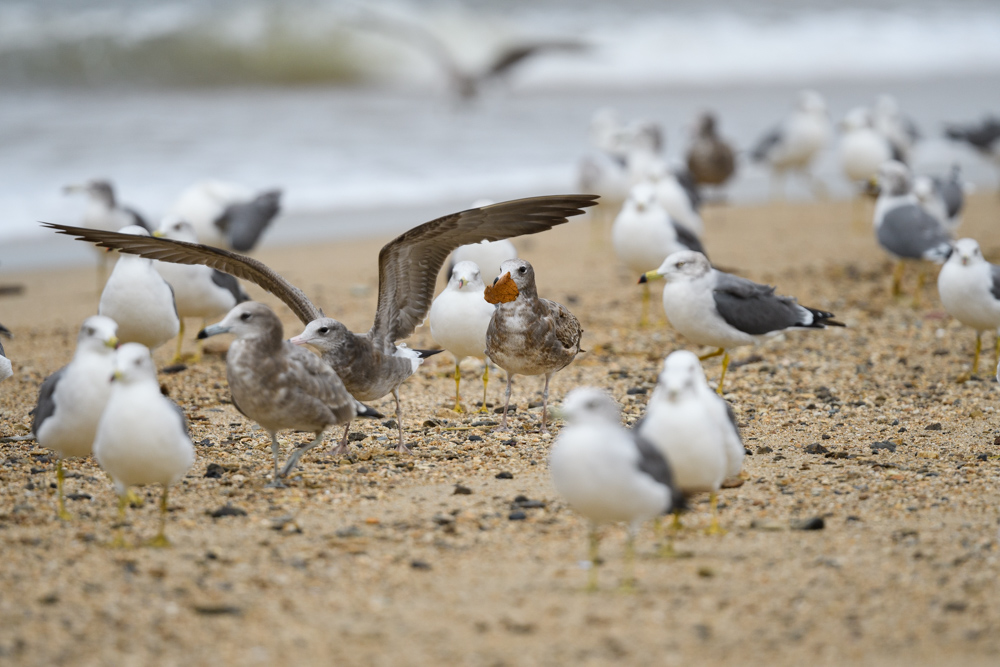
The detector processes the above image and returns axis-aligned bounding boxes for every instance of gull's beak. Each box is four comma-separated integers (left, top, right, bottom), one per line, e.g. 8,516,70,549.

105,335,119,349
961,256,970,266
458,278,466,289
638,270,662,284
152,230,165,238
110,370,122,383
289,334,308,346
197,323,230,340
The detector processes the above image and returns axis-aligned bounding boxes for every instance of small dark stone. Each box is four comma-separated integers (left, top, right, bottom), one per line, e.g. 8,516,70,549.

422,419,443,428
356,466,369,474
744,448,753,455
943,601,968,613
508,511,527,521
824,451,850,460
527,401,543,409
805,403,817,410
891,419,900,426
871,441,897,453
565,294,579,305
804,443,828,455
348,432,366,442
29,467,46,475
453,484,472,495
335,526,361,538
471,420,497,427
976,453,989,461
193,605,242,616
791,517,825,531
846,515,862,522
196,438,215,447
411,560,432,570
495,471,513,479
626,387,647,395
756,446,773,454
204,463,227,479
468,435,483,442
512,498,545,509
502,439,516,446
821,434,831,440
66,493,92,501
432,514,453,525
925,423,943,431
994,435,1000,447
382,420,398,429
899,428,907,433
495,405,515,415
39,593,59,605
160,364,187,374
209,504,247,518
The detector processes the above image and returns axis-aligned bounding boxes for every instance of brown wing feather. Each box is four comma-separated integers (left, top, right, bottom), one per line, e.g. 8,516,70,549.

543,298,582,351
40,222,322,324
369,194,598,350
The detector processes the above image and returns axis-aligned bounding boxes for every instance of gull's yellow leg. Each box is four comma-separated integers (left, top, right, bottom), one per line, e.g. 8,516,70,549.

892,261,905,297
147,486,171,548
479,361,490,413
912,270,926,308
654,515,678,557
705,492,726,535
994,333,999,371
171,319,186,364
125,488,143,507
452,361,464,412
110,493,128,548
620,525,637,593
56,459,71,521
716,352,731,395
671,508,683,531
640,283,651,328
973,332,982,376
587,526,601,592
699,347,724,361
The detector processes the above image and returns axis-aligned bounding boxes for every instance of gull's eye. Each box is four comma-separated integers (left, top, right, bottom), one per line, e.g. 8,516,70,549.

240,312,252,321
676,261,686,268
318,326,330,334
134,359,141,366
84,327,94,337
518,266,527,274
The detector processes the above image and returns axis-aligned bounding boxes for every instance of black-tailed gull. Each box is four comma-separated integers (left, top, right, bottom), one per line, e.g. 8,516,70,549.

98,225,180,350
644,161,704,238
838,107,893,185
93,343,194,547
169,180,281,252
43,194,598,453
913,165,965,233
549,387,680,591
640,251,844,394
945,116,1000,169
937,238,1000,377
428,260,496,412
636,351,744,536
750,90,831,198
32,316,119,520
199,302,380,483
686,111,736,188
485,258,582,434
153,218,249,363
872,95,921,164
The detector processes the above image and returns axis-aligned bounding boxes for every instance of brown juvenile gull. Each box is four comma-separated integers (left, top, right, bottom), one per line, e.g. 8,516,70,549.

485,258,582,433
685,111,736,188
42,194,598,454
198,302,381,486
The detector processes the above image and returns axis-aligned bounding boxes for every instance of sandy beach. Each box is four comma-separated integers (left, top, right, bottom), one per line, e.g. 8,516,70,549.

2,194,1000,666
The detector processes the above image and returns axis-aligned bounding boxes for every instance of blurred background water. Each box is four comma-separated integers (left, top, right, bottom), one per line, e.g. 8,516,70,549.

2,0,999,268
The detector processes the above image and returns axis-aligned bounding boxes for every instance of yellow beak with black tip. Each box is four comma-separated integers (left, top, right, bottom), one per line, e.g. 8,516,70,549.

638,270,663,284
110,370,123,383
105,335,119,349
152,230,165,238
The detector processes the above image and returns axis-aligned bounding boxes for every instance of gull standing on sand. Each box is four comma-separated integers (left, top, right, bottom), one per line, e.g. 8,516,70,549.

93,343,194,547
428,261,496,412
99,226,180,350
686,111,736,189
0,323,12,382
645,161,704,238
485,258,582,433
838,107,893,186
872,161,953,298
153,218,249,363
913,165,966,233
169,180,281,252
751,90,831,198
45,194,598,453
637,351,744,535
32,316,118,520
199,302,380,481
640,251,844,393
613,182,705,326
549,388,681,591
937,238,1000,377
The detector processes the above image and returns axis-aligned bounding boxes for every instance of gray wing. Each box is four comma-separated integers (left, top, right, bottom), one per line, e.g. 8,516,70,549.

32,366,67,435
634,431,684,512
750,126,783,162
990,264,1000,301
41,222,322,325
712,272,807,335
210,270,249,304
286,342,357,424
673,220,705,255
368,194,598,350
945,118,1000,151
216,190,281,252
484,41,588,80
938,174,964,219
169,399,189,435
876,204,952,261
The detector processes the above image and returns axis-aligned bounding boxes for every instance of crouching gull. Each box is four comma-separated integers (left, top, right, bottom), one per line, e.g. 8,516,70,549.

99,225,179,350
32,316,119,520
872,160,952,301
486,258,582,434
199,302,381,483
937,238,1000,378
751,90,831,199
549,387,681,591
169,180,281,252
43,194,598,453
154,218,249,363
640,251,844,394
428,260,496,412
686,111,736,188
637,351,744,537
94,343,194,547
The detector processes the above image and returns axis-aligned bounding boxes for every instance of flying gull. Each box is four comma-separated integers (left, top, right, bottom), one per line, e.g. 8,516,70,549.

937,238,1000,378
640,250,844,394
43,194,598,452
93,343,194,547
98,225,180,350
0,323,11,383
686,111,736,188
637,351,744,537
153,218,249,363
913,165,965,233
199,302,381,482
32,316,119,520
169,180,281,252
428,261,497,412
872,160,953,299
750,90,831,199
485,258,582,433
549,387,681,591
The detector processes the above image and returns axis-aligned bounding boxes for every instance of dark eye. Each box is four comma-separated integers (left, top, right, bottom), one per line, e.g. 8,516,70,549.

676,261,686,268
518,266,526,274
318,327,330,334
134,359,141,366
240,312,251,321
84,327,94,336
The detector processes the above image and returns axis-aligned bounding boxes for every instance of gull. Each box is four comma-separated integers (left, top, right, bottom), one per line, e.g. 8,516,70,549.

44,194,598,453
872,95,921,164
612,182,705,326
686,111,736,188
937,238,1000,377
99,225,180,350
199,302,380,483
636,351,744,535
913,165,966,233
169,180,281,252
945,116,1000,173
838,107,893,186
485,258,582,433
549,387,680,591
93,343,194,547
153,217,249,363
428,261,496,412
872,161,953,299
751,90,831,199
644,161,704,238
0,323,11,383
578,114,663,209
640,251,844,394
32,316,119,520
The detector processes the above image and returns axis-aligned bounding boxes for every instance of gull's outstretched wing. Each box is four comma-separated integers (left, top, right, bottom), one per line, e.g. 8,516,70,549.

369,194,598,350
41,222,322,324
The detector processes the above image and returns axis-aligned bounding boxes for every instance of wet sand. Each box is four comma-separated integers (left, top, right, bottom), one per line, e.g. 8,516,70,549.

1,194,999,666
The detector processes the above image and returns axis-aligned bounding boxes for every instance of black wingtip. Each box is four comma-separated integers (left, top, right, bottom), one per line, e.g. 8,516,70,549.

416,348,445,359
196,329,210,340
356,403,383,419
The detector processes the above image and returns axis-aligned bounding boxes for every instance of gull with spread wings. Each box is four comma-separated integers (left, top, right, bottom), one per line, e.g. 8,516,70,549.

43,194,598,453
